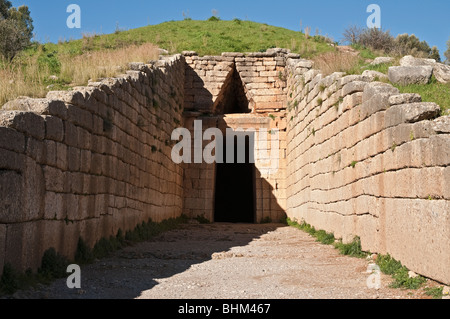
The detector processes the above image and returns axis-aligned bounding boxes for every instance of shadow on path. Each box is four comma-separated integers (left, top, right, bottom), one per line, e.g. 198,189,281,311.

16,223,286,299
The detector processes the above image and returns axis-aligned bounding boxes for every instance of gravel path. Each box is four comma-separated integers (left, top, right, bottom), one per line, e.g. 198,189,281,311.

11,223,432,299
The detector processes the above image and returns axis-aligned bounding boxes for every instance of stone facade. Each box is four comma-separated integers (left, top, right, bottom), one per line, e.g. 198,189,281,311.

182,49,291,224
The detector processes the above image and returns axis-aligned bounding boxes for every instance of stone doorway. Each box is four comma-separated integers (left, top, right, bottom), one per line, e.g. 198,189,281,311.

214,134,256,223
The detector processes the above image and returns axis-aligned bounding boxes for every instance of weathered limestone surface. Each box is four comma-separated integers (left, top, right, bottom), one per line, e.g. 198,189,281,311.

286,57,450,285
0,55,186,272
399,55,450,84
388,65,433,85
184,49,289,113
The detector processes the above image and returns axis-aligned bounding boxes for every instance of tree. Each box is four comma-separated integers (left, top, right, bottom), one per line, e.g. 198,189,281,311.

0,18,30,60
7,5,33,39
342,25,363,45
0,0,33,61
445,37,450,64
429,46,441,62
0,0,12,19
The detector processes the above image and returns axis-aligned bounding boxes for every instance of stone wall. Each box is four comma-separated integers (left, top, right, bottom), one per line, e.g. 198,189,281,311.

285,58,450,285
0,55,186,273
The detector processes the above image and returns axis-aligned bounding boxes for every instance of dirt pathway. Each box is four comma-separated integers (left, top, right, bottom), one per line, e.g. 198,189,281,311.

11,223,431,299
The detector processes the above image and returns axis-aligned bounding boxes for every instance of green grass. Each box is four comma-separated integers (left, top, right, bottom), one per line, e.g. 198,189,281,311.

374,254,427,289
424,286,444,299
334,237,368,258
364,61,395,74
44,19,334,58
390,267,427,289
287,218,335,245
352,56,450,116
376,254,403,275
393,77,450,115
1,19,335,106
287,218,430,291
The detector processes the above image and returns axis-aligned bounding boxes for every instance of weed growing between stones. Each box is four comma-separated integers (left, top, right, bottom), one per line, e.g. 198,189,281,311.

376,254,426,289
424,286,444,299
286,218,335,245
287,218,430,291
334,237,368,258
194,214,211,224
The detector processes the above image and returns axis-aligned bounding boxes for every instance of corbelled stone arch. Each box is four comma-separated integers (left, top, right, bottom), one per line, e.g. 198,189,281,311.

212,64,253,115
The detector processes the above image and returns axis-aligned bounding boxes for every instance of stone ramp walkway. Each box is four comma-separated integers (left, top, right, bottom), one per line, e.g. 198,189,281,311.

12,223,428,299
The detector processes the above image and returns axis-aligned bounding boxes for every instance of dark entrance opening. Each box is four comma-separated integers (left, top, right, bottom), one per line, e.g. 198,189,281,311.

214,134,256,223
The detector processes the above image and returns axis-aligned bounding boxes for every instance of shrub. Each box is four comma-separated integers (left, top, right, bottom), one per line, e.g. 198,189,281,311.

74,238,94,264
207,16,220,22
342,25,364,45
0,18,31,61
0,3,33,61
38,248,70,279
0,263,20,294
393,33,439,60
359,28,394,53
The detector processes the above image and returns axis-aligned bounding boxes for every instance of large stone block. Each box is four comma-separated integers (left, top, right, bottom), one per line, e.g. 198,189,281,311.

4,221,44,271
430,116,450,134
43,165,65,193
0,224,5,274
389,93,422,106
47,90,87,108
386,102,440,126
23,158,45,221
0,148,26,172
341,81,368,97
360,93,391,120
362,82,399,102
384,199,450,285
0,111,45,140
0,127,25,153
44,115,64,142
433,63,450,84
388,66,433,85
362,70,389,82
0,171,23,223
399,55,436,67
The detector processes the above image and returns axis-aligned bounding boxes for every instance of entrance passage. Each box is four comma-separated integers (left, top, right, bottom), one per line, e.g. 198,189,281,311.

214,134,256,223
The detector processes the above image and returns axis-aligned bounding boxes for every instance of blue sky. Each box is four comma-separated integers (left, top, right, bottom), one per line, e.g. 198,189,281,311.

11,0,450,60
